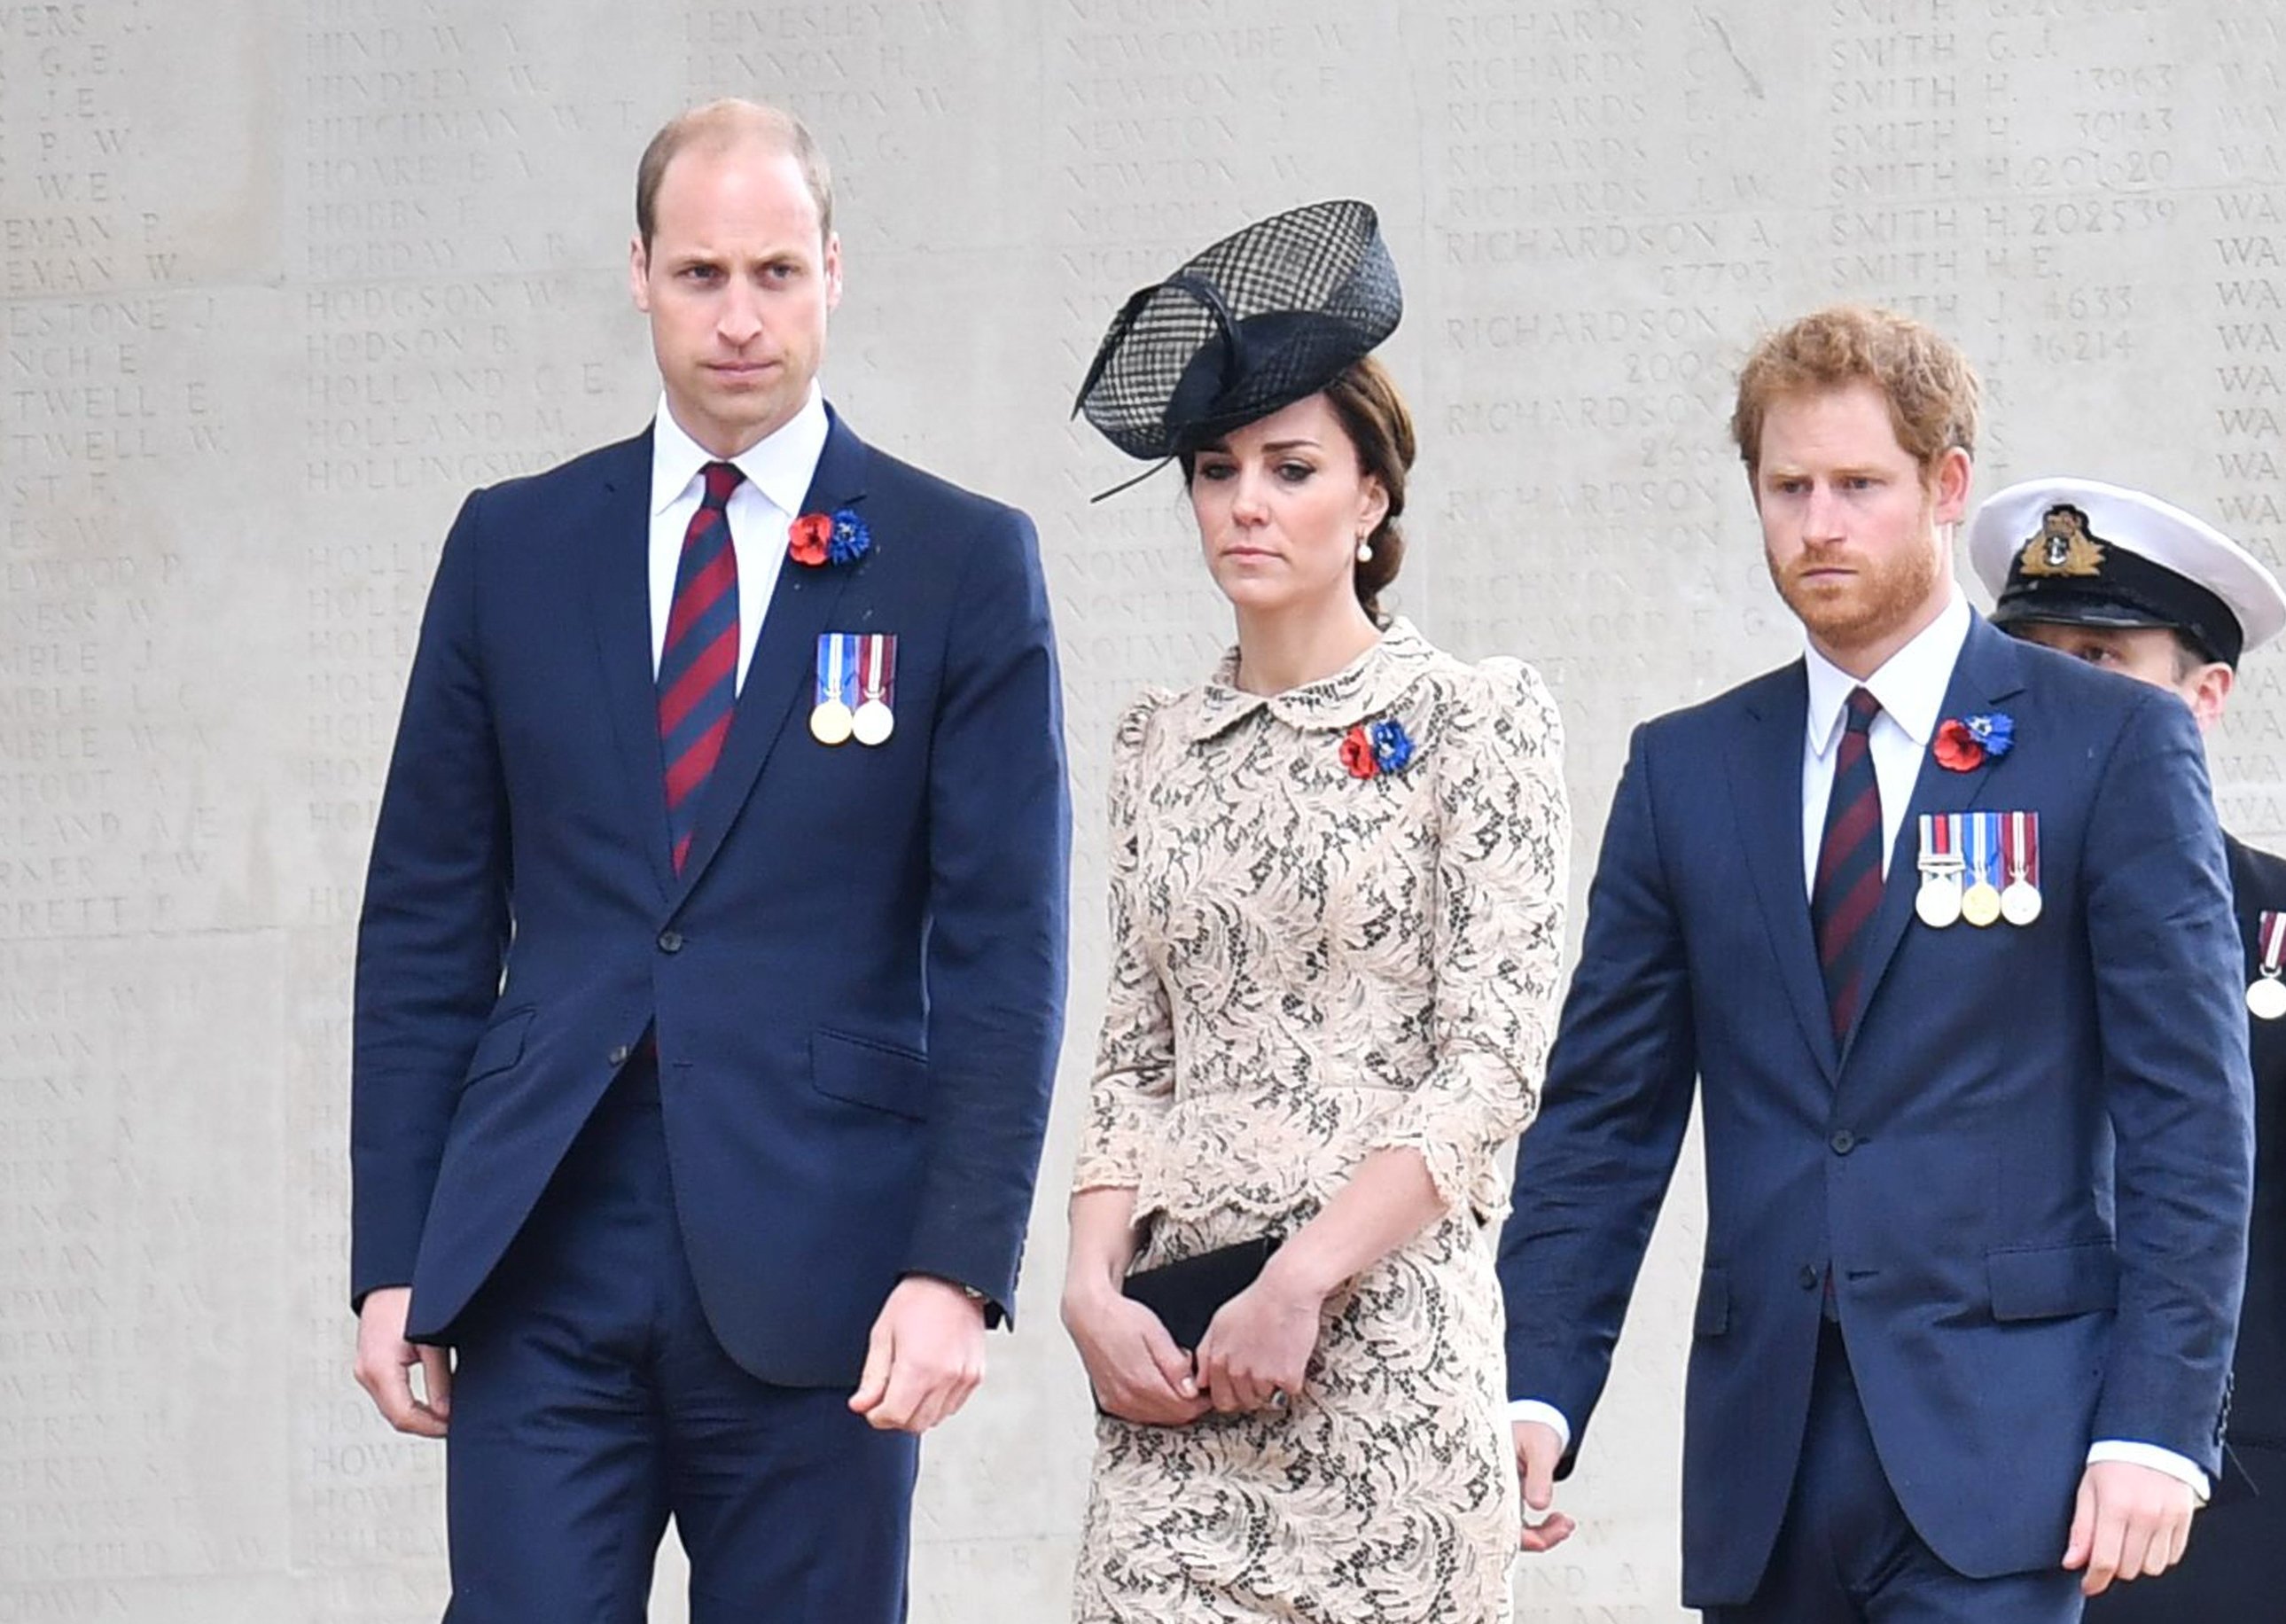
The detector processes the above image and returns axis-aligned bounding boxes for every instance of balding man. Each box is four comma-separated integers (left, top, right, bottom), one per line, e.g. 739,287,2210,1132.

348,100,1070,1621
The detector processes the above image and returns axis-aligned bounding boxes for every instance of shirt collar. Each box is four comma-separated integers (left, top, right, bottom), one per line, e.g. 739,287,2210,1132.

1182,617,1439,742
649,383,830,519
1803,589,1971,760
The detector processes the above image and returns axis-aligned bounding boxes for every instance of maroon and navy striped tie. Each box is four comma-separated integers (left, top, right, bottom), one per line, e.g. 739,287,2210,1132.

659,460,744,874
1812,687,1884,1043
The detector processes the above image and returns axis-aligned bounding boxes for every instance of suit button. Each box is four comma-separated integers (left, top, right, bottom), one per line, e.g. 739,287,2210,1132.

1830,1129,1856,1155
658,930,683,954
608,1044,631,1067
1799,1265,1822,1291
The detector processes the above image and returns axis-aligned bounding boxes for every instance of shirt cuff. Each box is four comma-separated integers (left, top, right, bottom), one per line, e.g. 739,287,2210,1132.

2085,1440,2212,1503
1507,1400,1573,1454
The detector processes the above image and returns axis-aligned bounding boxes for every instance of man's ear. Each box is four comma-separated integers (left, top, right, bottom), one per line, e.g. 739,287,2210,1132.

2188,661,2235,731
1930,445,1972,527
628,234,651,314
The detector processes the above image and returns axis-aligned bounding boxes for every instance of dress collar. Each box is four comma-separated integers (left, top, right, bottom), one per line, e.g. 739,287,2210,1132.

1182,617,1438,741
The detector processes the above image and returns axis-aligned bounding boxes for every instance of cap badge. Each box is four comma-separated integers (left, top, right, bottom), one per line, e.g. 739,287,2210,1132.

2017,504,2106,579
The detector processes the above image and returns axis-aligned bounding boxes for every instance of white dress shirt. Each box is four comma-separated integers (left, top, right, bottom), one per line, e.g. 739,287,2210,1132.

1799,590,1971,894
647,384,831,692
1513,588,2210,1501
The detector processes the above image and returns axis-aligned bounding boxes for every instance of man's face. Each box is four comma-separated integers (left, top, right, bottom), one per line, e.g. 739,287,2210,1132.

630,140,841,457
1753,380,1968,668
2010,621,2234,730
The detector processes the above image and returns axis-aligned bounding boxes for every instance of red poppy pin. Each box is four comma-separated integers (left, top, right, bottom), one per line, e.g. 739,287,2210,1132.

789,507,871,568
1340,718,1416,780
1933,712,2015,773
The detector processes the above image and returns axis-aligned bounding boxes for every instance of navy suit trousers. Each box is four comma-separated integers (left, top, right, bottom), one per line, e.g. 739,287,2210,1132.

1707,1325,2084,1624
442,1054,917,1624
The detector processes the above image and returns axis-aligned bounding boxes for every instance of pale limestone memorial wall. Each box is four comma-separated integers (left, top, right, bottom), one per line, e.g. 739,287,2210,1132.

3,1,2282,1620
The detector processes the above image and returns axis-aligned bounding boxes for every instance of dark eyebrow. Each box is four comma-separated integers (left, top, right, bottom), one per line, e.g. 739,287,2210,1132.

1260,438,1322,453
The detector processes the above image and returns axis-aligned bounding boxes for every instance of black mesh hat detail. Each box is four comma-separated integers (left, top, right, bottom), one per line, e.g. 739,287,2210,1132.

1073,199,1401,463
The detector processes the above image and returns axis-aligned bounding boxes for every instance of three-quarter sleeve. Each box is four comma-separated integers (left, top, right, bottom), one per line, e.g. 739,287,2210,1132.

1072,691,1179,1194
1366,660,1570,1220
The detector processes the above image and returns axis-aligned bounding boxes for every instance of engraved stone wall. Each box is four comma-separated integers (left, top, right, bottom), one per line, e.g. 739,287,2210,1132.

2,3,2279,1619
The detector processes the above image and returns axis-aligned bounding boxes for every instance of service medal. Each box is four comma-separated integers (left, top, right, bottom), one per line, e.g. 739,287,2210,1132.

1960,812,2001,928
2252,912,2286,1020
851,632,896,747
1916,877,1963,929
1999,809,2042,926
811,633,855,746
1914,814,1963,929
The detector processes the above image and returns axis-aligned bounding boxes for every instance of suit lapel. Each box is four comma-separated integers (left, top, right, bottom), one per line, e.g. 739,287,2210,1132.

1845,615,2028,1053
1729,662,1842,1080
584,432,677,901
670,411,872,902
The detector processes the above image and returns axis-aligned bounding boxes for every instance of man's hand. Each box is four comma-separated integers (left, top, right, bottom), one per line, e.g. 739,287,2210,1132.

1514,1419,1578,1552
353,1286,451,1438
1062,1286,1210,1427
2063,1459,2197,1596
849,1276,987,1434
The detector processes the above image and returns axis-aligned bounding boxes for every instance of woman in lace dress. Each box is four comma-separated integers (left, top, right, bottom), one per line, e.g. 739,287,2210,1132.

1062,201,1570,1623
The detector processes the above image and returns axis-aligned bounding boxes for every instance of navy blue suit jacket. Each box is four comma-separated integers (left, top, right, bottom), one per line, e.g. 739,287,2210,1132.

1498,614,2252,1604
350,411,1071,1386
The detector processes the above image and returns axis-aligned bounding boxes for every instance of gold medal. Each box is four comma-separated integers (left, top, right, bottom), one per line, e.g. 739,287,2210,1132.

852,699,894,746
1915,875,1962,929
812,632,856,746
1961,882,2002,928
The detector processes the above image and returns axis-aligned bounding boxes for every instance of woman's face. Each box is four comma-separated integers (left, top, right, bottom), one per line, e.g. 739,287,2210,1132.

1189,393,1388,620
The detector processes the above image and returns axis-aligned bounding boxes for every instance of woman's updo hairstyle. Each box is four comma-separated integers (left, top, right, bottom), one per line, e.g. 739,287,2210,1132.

1323,355,1415,626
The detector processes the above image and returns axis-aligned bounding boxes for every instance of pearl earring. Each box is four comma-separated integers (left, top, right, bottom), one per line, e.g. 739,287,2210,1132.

1356,536,1373,564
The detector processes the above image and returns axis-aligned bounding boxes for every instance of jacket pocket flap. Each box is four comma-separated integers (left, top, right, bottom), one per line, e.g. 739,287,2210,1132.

1987,1241,2118,1322
464,1007,534,1086
1694,1266,1730,1337
810,1028,931,1120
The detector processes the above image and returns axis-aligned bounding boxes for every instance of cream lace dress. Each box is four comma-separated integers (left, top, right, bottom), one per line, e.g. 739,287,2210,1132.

1071,619,1569,1623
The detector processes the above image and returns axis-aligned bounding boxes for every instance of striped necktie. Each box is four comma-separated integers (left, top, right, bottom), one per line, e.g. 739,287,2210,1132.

1812,687,1884,1043
659,460,744,874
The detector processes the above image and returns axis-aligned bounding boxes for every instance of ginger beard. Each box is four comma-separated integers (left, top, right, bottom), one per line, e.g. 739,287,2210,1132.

1766,490,1948,657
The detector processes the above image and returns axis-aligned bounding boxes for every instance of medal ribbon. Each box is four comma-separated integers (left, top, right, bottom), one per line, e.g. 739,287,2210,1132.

1967,812,1999,890
2261,910,2286,977
815,633,853,707
858,633,894,705
2002,810,2040,886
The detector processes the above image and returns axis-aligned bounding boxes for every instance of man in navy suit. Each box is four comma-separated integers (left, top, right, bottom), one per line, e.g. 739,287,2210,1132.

1497,305,2252,1620
347,99,1069,1621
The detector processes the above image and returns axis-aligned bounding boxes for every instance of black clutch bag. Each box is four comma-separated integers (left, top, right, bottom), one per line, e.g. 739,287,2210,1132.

1121,1234,1283,1351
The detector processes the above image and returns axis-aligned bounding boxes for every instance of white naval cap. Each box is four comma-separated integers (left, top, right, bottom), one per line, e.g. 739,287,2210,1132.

1968,476,2286,667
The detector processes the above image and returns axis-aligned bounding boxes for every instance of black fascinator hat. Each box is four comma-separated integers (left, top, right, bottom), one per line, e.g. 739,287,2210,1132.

1073,199,1402,465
